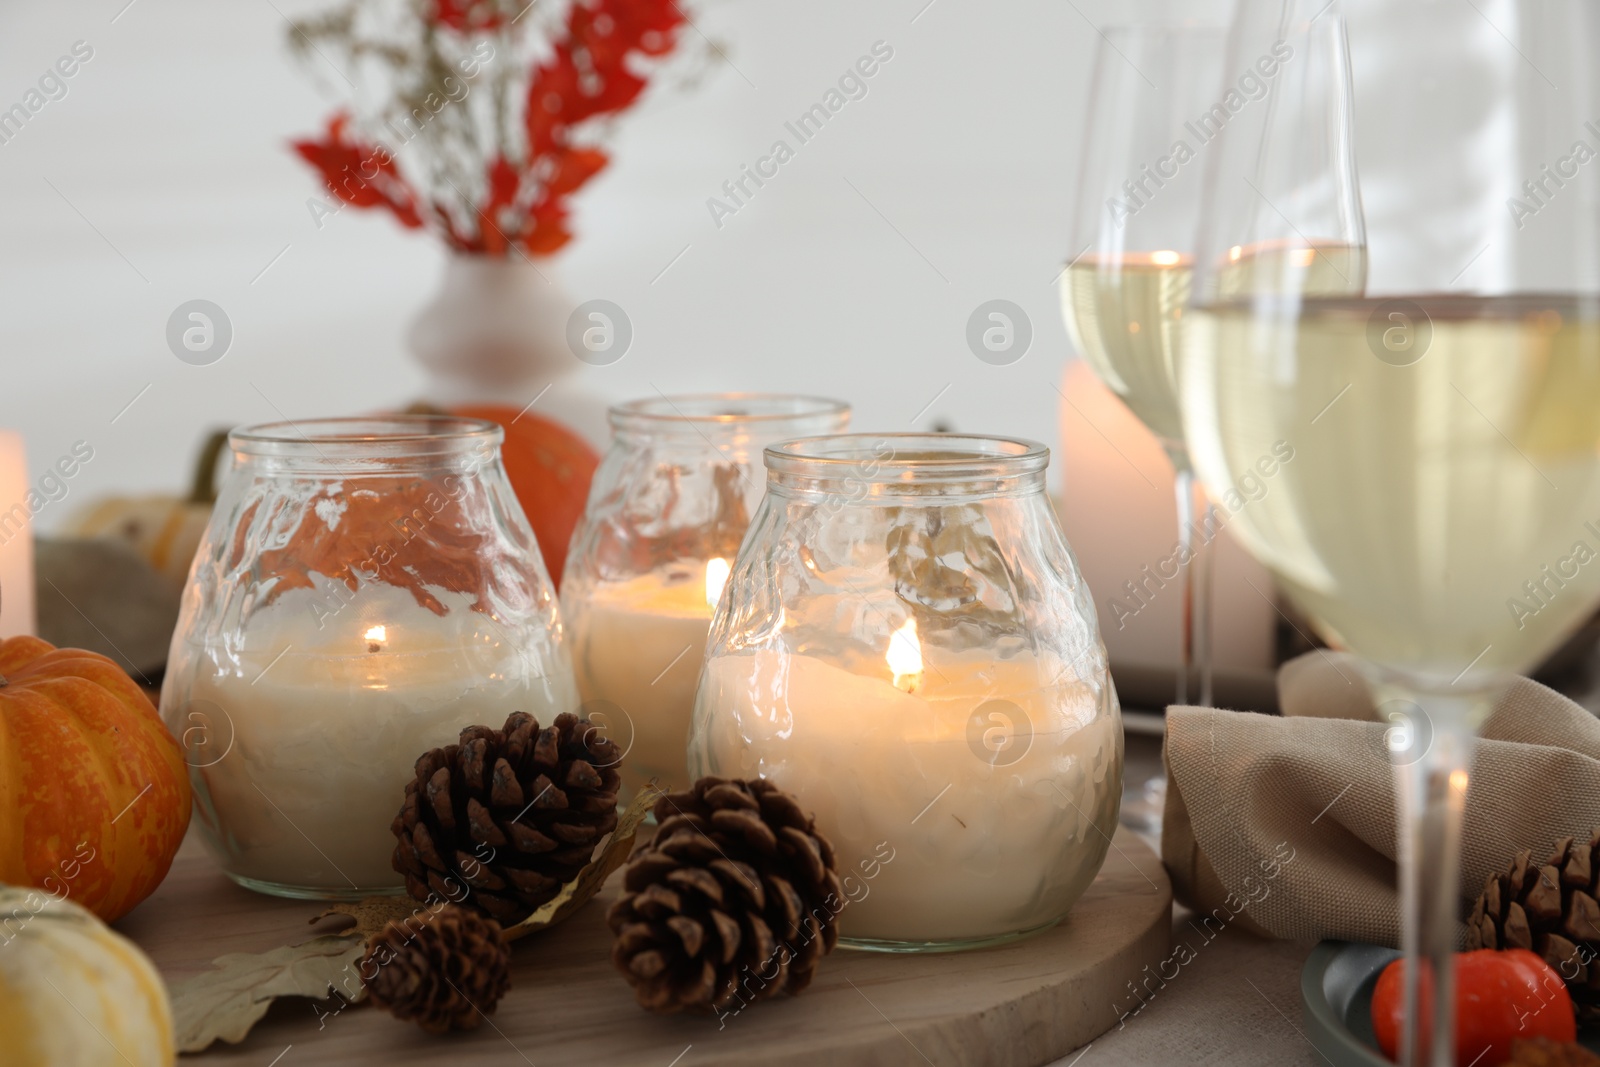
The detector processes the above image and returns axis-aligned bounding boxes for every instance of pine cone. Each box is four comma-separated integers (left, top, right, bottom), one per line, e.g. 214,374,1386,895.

392,711,621,924
606,776,843,1015
362,905,511,1033
1506,1038,1600,1067
1467,829,1600,1020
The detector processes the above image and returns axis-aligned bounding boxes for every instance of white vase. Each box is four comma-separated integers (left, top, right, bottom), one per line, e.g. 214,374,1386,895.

407,254,609,447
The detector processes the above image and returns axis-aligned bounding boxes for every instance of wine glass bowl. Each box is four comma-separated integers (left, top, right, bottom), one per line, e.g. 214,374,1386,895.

1062,21,1232,738
1181,2,1600,1063
1063,23,1228,465
1184,293,1600,682
1061,249,1194,447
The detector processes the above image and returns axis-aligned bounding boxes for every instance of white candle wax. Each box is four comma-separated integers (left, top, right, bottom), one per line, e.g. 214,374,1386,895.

179,582,575,895
0,432,36,637
697,648,1121,944
569,565,725,796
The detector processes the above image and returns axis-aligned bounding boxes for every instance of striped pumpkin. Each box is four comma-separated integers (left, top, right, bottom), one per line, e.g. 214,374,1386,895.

0,637,190,922
66,430,228,597
0,885,174,1066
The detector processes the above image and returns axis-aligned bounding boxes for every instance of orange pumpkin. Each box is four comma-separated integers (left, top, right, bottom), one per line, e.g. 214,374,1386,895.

0,636,190,922
445,404,598,588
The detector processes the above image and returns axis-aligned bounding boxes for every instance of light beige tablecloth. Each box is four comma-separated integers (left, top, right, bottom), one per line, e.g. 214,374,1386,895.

1048,911,1321,1066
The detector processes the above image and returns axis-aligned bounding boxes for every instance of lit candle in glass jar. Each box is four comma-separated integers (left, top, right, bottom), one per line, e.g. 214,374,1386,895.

162,416,578,900
183,582,573,897
0,431,36,637
569,557,728,796
697,627,1119,946
561,393,851,799
690,433,1123,950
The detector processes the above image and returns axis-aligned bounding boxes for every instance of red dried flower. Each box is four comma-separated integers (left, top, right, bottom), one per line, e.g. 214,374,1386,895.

291,113,425,230
432,0,506,32
290,0,689,257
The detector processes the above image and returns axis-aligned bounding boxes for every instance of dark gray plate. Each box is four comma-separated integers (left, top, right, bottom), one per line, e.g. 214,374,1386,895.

1300,940,1600,1064
1301,942,1396,1066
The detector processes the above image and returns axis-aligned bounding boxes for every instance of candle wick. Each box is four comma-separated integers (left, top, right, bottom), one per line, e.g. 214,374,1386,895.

367,642,381,654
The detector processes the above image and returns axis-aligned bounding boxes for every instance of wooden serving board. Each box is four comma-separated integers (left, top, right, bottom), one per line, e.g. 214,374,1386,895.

120,828,1172,1067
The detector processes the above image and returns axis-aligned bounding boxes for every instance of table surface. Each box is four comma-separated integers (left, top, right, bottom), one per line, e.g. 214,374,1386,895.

111,728,1324,1066
1035,729,1323,1067
1043,917,1321,1066
118,821,1196,1066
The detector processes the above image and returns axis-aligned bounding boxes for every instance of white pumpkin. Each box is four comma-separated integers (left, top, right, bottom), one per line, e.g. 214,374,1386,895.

65,429,229,597
0,886,174,1066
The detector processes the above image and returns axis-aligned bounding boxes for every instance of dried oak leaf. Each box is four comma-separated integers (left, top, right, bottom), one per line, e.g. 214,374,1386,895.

170,935,367,1053
312,895,432,942
503,783,661,942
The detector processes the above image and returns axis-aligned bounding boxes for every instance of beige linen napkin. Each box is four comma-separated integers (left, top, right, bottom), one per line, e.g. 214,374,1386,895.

1161,651,1600,946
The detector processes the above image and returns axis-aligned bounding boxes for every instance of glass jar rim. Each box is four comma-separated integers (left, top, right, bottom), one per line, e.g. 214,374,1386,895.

608,394,850,435
766,433,1050,483
230,416,503,460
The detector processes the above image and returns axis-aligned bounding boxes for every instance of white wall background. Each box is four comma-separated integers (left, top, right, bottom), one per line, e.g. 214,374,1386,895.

0,0,1291,678
0,0,1108,509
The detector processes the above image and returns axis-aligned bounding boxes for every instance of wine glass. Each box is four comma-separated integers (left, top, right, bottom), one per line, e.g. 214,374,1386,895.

1184,2,1600,1063
1062,16,1233,831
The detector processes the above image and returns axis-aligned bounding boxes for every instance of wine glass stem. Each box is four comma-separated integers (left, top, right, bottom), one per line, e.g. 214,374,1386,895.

1172,459,1215,707
1377,682,1482,1067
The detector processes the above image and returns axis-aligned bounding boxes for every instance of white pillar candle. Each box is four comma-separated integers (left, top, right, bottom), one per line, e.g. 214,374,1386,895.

569,560,729,796
696,635,1121,944
1057,359,1275,673
0,432,37,637
177,581,576,895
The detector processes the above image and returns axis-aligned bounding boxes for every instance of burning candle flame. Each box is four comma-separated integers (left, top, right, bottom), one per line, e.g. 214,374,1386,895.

1150,249,1182,267
886,617,923,693
364,625,387,653
704,557,730,609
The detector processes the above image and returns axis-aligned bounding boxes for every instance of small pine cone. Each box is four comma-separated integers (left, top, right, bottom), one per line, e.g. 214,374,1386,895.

362,905,511,1034
392,711,622,924
1505,1038,1600,1067
607,776,843,1015
1467,828,1600,1022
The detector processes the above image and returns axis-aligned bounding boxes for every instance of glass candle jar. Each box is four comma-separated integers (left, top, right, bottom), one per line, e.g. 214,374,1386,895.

161,417,578,900
689,434,1122,952
561,394,850,798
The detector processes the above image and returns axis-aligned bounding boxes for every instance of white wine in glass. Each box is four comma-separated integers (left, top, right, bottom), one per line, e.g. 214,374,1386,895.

1187,294,1600,676
1063,19,1236,789
1063,240,1368,445
1214,239,1368,299
1186,2,1600,1064
1063,21,1236,838
1060,251,1193,445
